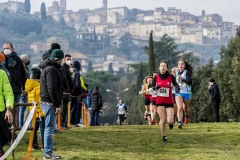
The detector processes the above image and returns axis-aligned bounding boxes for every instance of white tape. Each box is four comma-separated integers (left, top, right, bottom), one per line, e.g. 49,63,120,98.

0,102,37,160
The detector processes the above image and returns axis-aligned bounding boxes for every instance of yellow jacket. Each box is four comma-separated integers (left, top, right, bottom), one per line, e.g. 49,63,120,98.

25,79,44,117
80,76,87,92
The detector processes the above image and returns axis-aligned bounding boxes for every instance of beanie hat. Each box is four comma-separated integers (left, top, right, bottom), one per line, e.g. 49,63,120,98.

31,68,41,79
73,61,81,71
0,52,5,64
50,49,64,61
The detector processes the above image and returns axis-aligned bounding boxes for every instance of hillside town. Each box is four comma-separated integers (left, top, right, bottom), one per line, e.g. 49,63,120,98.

0,0,237,73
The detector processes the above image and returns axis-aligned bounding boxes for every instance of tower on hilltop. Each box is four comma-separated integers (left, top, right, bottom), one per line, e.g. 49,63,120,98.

103,0,107,9
60,0,66,11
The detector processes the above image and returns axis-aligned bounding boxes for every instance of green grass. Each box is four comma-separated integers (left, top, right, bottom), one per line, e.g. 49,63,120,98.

5,123,240,160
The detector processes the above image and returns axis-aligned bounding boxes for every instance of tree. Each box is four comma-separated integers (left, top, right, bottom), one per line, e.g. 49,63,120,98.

87,61,93,72
40,2,46,22
148,31,155,75
108,63,114,74
24,0,31,14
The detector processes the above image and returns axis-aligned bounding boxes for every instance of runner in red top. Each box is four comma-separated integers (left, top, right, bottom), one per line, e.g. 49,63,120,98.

152,61,179,142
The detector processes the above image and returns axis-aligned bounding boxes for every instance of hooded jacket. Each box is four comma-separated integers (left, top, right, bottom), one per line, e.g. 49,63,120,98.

39,59,63,107
90,89,102,111
0,69,14,112
25,79,44,117
5,51,26,94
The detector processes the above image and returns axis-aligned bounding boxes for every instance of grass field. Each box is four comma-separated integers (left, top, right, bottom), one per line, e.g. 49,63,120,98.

6,123,240,160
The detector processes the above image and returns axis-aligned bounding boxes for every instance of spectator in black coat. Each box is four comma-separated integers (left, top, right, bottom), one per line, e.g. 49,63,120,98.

208,78,221,122
60,54,73,129
42,43,61,60
39,49,64,159
90,86,102,126
70,61,82,126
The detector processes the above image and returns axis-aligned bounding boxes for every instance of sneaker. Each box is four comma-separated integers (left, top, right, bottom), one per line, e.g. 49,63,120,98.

185,116,189,124
43,153,61,159
0,149,4,158
161,136,167,142
178,122,183,129
76,123,83,127
32,143,40,150
169,124,173,129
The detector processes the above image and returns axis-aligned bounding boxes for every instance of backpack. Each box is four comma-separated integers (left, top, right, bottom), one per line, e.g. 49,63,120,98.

0,64,11,82
70,71,82,96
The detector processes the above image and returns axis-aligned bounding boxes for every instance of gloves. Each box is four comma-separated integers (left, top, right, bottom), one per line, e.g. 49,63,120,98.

175,86,180,93
152,86,160,90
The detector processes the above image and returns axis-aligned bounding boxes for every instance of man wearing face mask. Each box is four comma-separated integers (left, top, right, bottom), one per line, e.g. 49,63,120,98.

2,42,26,126
18,54,30,128
60,54,73,129
39,49,63,159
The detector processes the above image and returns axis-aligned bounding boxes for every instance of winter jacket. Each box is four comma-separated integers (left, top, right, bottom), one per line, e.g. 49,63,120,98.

39,59,63,107
90,89,102,111
5,51,26,94
71,69,82,96
209,82,221,102
0,69,14,112
25,79,44,117
61,63,73,100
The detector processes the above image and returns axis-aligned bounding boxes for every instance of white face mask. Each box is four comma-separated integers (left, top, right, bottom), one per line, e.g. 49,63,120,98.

66,60,71,66
4,49,11,55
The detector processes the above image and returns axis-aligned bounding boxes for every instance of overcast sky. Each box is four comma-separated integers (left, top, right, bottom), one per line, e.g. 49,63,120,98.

2,0,240,24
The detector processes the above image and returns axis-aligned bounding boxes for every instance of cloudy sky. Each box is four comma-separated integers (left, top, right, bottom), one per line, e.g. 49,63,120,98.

1,0,240,24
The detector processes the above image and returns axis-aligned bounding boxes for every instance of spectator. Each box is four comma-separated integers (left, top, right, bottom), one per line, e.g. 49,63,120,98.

42,43,61,60
90,86,102,126
0,52,14,157
18,54,30,128
2,42,26,126
208,78,221,122
39,49,64,159
60,54,73,129
25,68,45,150
70,61,82,126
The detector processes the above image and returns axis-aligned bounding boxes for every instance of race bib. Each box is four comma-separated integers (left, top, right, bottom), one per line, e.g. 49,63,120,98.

157,87,170,97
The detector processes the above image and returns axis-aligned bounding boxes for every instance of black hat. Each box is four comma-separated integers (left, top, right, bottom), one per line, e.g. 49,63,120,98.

209,78,215,83
31,68,41,79
73,61,81,71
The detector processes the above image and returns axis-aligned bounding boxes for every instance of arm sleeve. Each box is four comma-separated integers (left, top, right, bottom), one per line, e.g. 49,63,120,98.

98,94,103,109
211,85,219,100
124,104,128,112
18,57,27,90
46,69,61,107
3,72,14,108
171,75,180,93
182,70,192,85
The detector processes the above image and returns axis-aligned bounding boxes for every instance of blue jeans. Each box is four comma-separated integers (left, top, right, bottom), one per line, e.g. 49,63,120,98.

14,93,21,127
40,103,56,155
18,96,28,128
90,110,100,126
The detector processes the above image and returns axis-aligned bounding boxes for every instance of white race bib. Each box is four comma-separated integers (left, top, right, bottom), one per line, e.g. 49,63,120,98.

157,87,170,97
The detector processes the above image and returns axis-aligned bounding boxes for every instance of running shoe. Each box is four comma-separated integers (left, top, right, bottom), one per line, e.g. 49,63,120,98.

169,124,173,129
178,122,183,129
161,136,167,142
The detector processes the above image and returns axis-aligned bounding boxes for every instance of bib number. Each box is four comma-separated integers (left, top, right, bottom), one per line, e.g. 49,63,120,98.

157,88,170,97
